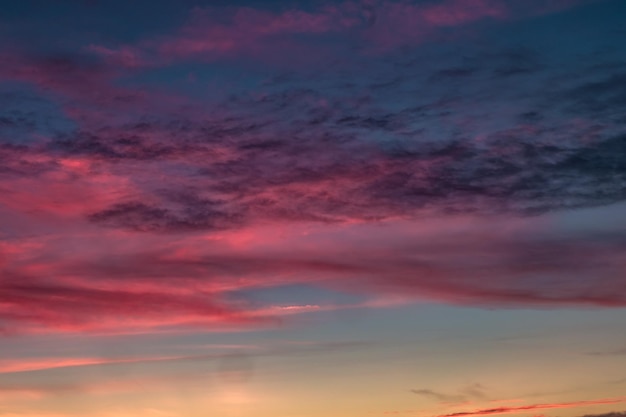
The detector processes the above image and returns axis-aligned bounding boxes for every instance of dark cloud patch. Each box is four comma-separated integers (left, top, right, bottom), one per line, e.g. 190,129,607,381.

73,120,626,232
335,114,400,131
586,347,626,356
0,51,109,95
19,34,622,236
53,130,177,160
555,133,626,176
25,45,602,226
130,45,622,227
412,384,486,404
36,53,104,76
565,72,626,115
88,196,243,233
88,202,179,232
580,413,626,417
430,67,476,80
518,110,543,122
0,111,36,129
411,389,467,404
0,84,76,144
0,144,55,176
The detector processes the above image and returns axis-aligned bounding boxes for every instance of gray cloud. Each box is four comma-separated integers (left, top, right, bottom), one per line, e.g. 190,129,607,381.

412,383,486,404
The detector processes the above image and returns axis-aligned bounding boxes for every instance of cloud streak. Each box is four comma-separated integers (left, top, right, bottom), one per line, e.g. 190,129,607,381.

438,398,626,417
89,0,592,65
412,384,486,404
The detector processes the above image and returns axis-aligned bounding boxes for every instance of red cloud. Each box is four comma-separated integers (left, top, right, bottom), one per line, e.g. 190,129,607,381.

1,211,625,336
438,398,626,417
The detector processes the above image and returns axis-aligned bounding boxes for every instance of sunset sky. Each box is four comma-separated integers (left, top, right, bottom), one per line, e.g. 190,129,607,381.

1,0,626,416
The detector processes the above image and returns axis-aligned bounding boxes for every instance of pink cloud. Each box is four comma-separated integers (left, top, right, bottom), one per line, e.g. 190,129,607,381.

362,0,505,50
85,0,592,66
0,48,196,136
86,45,148,69
0,157,137,218
0,288,246,334
1,208,625,336
421,0,506,26
82,2,474,66
0,355,185,374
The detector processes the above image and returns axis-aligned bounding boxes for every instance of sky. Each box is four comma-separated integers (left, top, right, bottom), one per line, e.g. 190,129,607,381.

0,0,625,416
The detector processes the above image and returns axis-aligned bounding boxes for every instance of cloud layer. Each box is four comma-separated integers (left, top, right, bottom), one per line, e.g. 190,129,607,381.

0,0,625,335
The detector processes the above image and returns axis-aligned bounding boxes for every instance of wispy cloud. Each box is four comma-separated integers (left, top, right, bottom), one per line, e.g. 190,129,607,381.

587,348,626,357
89,0,592,65
412,389,469,404
412,383,486,404
438,398,626,417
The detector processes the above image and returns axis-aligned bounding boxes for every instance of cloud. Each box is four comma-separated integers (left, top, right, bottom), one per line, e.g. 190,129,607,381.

0,278,274,334
25,39,623,233
0,355,186,374
1,3,623,235
1,210,625,336
87,0,591,66
87,199,243,233
580,413,626,417
586,347,626,357
411,389,468,404
0,0,625,337
0,339,369,405
438,398,626,417
0,339,367,374
72,130,626,231
412,383,486,404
